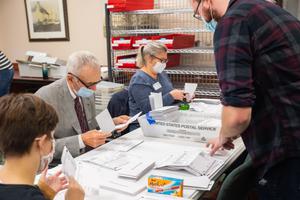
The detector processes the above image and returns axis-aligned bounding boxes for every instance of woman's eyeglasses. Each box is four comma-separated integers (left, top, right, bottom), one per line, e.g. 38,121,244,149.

151,55,168,64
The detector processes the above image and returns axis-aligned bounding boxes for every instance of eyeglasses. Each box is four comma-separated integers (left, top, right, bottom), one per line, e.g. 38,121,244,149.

193,0,202,20
151,55,168,64
69,73,101,88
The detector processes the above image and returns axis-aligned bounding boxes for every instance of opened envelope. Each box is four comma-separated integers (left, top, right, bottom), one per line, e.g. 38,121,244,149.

61,146,77,177
96,109,142,132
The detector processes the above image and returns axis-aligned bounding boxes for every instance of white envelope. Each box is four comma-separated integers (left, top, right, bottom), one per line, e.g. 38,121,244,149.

149,92,163,110
96,109,142,132
61,146,77,177
184,83,198,101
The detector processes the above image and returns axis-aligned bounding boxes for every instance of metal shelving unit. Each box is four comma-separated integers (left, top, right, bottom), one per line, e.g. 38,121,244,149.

111,28,209,35
113,47,214,55
105,0,220,98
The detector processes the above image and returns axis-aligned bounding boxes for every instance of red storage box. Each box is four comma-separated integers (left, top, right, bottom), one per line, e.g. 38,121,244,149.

166,54,180,68
115,54,137,69
115,54,180,69
152,34,195,49
108,0,154,12
112,37,133,50
132,36,152,49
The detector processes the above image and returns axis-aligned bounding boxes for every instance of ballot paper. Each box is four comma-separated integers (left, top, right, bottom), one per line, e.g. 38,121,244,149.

106,138,144,152
118,160,155,180
96,109,141,132
184,83,198,101
149,92,163,110
83,151,142,171
155,151,224,177
183,176,214,191
96,109,116,132
61,146,77,177
99,179,146,196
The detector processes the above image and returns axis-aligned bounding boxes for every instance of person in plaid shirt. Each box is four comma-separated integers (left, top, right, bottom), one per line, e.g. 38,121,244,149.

191,0,300,199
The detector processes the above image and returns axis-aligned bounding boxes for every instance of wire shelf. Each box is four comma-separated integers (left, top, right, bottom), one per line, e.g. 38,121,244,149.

107,0,218,98
111,8,194,15
114,65,217,76
112,69,219,98
111,28,208,35
113,47,214,55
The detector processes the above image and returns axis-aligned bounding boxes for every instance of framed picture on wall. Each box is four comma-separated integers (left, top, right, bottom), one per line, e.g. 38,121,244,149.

24,0,70,42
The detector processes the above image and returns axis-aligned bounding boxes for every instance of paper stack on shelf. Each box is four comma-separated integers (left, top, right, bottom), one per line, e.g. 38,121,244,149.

155,151,224,177
95,81,124,112
149,106,179,121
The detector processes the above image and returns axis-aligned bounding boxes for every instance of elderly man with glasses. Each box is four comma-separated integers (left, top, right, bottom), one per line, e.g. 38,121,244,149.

35,51,129,162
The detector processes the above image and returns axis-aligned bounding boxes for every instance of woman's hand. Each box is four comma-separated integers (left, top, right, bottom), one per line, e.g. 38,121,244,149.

170,89,185,101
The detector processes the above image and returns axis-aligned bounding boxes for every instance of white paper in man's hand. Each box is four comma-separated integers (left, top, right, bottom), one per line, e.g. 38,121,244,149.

115,112,142,130
95,109,115,133
61,146,77,177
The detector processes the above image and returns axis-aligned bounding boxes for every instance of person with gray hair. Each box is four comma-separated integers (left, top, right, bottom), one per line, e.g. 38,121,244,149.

35,51,129,163
128,41,185,131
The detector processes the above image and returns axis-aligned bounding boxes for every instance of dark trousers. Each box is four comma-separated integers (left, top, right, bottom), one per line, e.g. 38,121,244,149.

0,68,14,96
217,155,257,200
255,157,300,200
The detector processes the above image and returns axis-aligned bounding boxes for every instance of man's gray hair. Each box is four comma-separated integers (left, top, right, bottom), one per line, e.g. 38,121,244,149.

67,51,100,75
136,41,167,68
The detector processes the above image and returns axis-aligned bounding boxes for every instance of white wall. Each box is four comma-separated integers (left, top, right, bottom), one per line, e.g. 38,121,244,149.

283,0,300,19
0,0,108,64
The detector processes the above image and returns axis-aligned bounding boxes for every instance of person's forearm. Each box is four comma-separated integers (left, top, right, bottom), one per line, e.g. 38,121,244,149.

220,106,251,138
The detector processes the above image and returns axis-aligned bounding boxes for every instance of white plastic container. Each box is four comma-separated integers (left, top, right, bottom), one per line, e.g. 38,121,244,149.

18,61,66,78
138,102,222,143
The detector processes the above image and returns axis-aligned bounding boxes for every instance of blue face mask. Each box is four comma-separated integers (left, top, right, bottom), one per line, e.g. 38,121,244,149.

202,15,218,32
76,87,94,98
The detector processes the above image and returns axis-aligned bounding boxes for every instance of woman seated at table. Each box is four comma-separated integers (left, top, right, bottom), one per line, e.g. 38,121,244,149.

0,93,84,200
128,41,185,131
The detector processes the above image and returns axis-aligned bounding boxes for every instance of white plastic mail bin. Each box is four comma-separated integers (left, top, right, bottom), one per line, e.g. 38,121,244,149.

138,110,221,143
18,62,67,79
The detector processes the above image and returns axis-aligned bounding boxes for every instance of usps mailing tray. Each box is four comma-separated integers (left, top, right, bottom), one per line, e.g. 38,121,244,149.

138,100,222,143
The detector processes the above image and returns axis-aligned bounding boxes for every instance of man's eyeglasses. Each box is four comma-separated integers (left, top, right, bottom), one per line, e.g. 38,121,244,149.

69,73,101,88
151,55,168,64
193,0,202,20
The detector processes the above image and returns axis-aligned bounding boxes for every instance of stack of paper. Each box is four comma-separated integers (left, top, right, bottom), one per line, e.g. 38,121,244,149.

155,151,224,177
149,92,163,110
95,81,124,112
99,179,146,196
83,151,147,172
149,106,179,121
106,138,144,152
118,160,155,180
